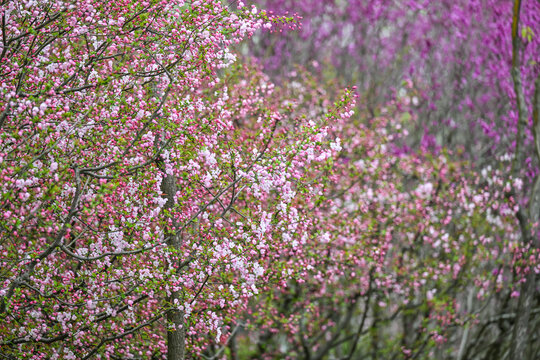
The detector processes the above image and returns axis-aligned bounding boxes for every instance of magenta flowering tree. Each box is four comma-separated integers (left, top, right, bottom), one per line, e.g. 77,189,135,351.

250,0,540,163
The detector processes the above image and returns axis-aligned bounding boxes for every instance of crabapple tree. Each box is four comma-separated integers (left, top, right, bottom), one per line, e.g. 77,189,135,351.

229,75,539,359
0,0,352,359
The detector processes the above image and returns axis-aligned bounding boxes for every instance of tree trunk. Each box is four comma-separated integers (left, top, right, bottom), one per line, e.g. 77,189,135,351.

161,174,185,360
509,2,538,358
509,270,535,360
167,301,185,360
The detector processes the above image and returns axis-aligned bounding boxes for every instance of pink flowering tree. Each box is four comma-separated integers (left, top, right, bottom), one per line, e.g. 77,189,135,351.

2,0,540,359
0,1,354,359
246,1,540,358
224,77,538,359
